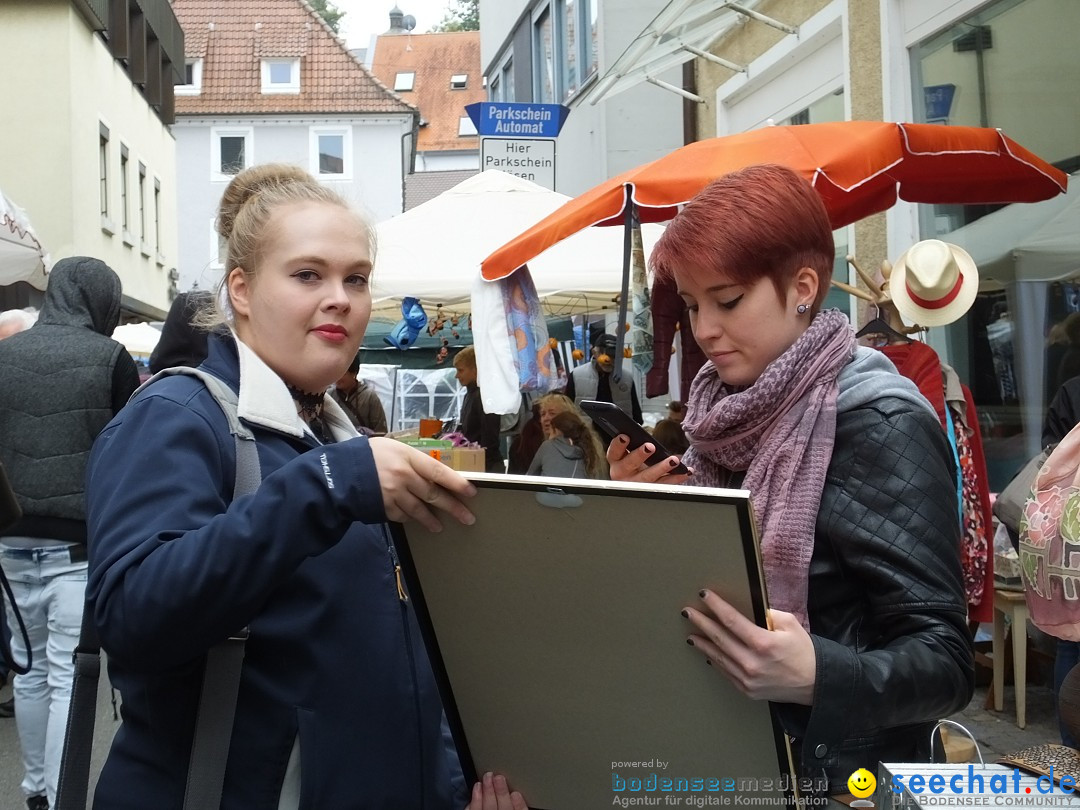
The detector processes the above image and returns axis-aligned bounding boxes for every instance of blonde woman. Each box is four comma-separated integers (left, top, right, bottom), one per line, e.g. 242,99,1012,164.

527,410,606,479
537,392,608,477
84,164,524,810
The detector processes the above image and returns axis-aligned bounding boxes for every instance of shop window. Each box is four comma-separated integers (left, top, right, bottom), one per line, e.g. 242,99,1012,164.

912,0,1080,486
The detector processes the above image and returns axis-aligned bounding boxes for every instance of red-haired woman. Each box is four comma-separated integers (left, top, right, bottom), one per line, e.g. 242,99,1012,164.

607,164,973,799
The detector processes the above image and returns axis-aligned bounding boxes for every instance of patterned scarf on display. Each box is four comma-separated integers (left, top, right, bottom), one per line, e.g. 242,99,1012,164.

683,309,856,628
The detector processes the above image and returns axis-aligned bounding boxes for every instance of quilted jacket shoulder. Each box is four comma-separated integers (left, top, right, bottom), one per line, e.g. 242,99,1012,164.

784,395,974,794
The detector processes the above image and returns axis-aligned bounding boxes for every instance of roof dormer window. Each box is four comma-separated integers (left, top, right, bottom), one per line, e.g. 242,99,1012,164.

176,58,203,96
450,74,468,90
261,59,300,94
394,71,415,92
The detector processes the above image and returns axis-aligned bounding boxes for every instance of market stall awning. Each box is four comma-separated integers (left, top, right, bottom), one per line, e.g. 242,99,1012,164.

0,190,48,290
946,171,1080,285
372,170,664,318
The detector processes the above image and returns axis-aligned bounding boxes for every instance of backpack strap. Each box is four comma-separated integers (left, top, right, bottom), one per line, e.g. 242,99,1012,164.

133,367,261,500
57,366,262,810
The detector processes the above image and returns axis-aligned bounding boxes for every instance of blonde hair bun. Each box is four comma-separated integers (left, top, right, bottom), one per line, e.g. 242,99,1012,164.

217,163,320,242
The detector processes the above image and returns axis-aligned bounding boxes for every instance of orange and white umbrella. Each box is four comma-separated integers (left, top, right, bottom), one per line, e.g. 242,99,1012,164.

481,121,1068,283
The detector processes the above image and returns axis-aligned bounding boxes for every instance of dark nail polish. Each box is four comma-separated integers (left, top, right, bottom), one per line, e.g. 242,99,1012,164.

698,589,707,598
706,659,713,667
680,609,689,618
685,638,694,646
668,458,678,467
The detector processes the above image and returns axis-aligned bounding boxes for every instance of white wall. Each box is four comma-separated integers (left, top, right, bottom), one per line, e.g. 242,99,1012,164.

416,151,480,171
174,115,413,292
0,0,178,312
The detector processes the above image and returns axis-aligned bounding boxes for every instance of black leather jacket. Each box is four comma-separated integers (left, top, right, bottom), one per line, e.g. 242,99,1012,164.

781,395,974,794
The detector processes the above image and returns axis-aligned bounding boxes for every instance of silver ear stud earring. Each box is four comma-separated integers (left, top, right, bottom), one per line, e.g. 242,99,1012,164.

797,304,809,314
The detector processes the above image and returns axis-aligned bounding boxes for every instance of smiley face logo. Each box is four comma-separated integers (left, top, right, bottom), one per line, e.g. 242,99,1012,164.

847,768,876,799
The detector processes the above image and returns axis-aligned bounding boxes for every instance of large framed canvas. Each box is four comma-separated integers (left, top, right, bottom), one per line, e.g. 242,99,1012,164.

393,473,795,809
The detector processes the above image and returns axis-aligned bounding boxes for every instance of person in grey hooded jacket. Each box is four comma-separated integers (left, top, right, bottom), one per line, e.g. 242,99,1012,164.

0,256,138,810
527,410,606,479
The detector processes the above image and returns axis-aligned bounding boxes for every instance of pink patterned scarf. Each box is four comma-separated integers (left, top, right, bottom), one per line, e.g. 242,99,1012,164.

683,309,856,628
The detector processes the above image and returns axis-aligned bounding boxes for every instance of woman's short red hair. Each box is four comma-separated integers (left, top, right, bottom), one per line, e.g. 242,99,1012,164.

650,164,835,311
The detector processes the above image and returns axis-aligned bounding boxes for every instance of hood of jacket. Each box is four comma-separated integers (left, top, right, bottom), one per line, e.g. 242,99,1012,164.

551,436,585,461
149,290,213,374
37,256,123,335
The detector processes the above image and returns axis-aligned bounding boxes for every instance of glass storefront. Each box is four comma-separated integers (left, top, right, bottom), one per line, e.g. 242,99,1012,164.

911,0,1080,488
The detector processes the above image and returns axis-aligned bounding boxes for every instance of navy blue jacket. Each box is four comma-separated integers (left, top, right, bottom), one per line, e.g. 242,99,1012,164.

86,334,462,809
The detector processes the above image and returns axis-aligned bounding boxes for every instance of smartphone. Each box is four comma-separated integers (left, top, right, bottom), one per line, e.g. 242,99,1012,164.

578,400,690,476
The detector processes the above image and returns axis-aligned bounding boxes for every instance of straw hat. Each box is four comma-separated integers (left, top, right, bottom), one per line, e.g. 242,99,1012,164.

888,239,979,327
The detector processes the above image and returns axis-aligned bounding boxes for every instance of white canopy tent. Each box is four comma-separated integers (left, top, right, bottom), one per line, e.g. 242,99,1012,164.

945,173,1080,458
0,189,48,290
949,173,1080,286
371,170,663,320
112,322,163,358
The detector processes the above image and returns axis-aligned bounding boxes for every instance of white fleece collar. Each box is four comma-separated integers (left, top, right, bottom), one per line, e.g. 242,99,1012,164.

232,331,359,443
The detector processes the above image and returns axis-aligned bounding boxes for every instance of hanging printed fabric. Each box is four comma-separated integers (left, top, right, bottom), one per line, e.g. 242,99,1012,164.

1019,419,1080,640
630,225,653,376
499,266,558,393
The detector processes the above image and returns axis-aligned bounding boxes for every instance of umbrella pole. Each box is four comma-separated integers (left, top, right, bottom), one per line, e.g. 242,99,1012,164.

613,193,637,386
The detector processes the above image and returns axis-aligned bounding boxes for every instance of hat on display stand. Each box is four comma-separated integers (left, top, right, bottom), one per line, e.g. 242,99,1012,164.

887,239,979,328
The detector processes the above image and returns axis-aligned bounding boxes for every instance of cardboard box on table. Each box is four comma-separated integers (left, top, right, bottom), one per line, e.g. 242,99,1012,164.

398,438,486,472
449,447,486,472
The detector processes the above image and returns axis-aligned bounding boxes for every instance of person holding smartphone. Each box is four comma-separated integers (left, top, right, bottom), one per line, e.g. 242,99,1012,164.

606,164,973,801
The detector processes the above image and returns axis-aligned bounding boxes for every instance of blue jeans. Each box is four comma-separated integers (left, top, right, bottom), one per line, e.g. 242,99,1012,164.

0,541,87,805
1055,639,1080,747
0,607,10,684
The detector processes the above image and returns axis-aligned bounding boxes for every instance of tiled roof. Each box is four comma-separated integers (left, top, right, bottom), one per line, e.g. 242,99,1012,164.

404,169,479,210
173,0,416,116
369,31,483,153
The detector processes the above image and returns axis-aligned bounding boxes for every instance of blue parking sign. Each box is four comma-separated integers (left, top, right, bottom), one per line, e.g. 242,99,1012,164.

465,102,570,138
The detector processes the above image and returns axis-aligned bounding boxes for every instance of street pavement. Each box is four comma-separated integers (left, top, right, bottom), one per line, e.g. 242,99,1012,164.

0,667,117,810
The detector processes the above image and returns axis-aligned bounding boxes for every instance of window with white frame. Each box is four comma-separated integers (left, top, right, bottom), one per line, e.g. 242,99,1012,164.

458,116,477,136
210,219,227,271
138,162,147,249
394,71,415,91
99,123,110,221
176,58,203,95
310,127,351,178
153,178,162,258
261,59,300,94
450,74,468,90
211,127,253,179
119,144,131,238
